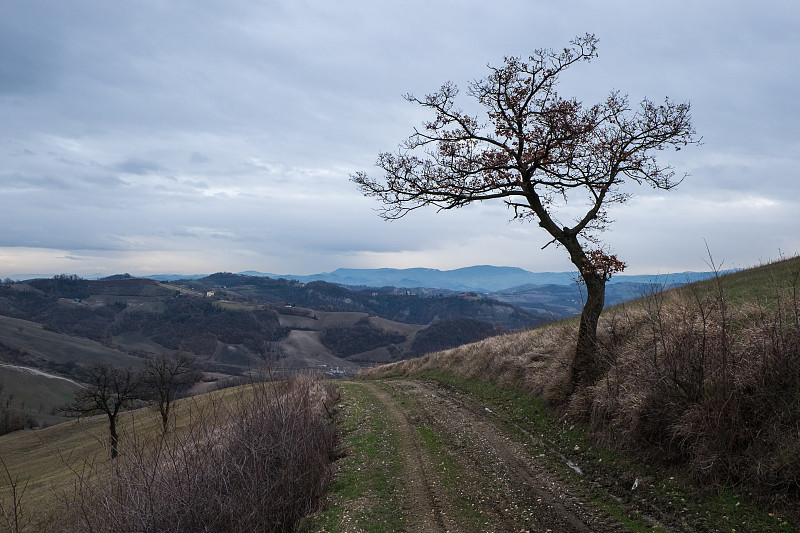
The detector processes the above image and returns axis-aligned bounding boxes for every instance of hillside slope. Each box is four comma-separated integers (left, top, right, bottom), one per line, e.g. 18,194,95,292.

0,315,145,372
0,375,338,532
363,256,800,525
0,275,518,375
0,364,81,429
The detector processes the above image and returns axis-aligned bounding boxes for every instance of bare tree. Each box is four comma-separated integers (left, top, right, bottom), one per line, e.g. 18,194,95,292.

0,456,32,533
71,364,141,458
141,352,202,432
353,34,699,388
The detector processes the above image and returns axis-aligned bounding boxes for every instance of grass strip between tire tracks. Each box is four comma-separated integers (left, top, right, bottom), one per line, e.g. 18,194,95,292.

300,382,405,533
415,422,489,530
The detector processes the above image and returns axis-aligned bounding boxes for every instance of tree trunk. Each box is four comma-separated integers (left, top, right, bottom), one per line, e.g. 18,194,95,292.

160,400,170,433
109,417,119,459
571,270,606,389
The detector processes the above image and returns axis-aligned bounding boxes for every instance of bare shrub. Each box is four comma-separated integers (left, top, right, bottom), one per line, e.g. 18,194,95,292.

63,373,338,533
0,456,32,533
584,270,800,509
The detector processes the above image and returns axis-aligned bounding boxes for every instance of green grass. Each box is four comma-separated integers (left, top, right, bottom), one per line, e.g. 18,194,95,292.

0,366,80,427
674,255,800,307
409,369,795,533
415,423,486,530
300,382,405,533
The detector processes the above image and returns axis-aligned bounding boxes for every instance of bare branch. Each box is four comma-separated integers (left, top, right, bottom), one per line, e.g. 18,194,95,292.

352,34,700,387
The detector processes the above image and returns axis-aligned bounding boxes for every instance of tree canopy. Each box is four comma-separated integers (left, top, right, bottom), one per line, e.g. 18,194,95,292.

71,364,141,458
354,34,699,386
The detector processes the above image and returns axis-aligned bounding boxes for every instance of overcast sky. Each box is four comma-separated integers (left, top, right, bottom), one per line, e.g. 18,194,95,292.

1,1,798,279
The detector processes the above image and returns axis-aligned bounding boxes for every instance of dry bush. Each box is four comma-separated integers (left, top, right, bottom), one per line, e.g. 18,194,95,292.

0,456,34,533
584,279,800,508
61,373,339,533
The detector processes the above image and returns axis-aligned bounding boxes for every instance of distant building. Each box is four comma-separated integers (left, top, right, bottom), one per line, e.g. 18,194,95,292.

206,291,215,297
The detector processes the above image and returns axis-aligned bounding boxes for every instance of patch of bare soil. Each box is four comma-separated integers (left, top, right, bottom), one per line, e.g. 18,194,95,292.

364,379,625,532
278,329,360,374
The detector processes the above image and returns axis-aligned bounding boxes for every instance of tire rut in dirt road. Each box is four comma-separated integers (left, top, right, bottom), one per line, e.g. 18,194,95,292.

376,379,626,533
362,381,464,532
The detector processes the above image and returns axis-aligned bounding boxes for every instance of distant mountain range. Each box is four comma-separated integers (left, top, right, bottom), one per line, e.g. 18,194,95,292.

208,266,720,293
10,265,723,293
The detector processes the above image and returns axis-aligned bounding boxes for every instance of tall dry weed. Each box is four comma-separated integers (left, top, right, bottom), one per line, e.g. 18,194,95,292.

584,273,800,508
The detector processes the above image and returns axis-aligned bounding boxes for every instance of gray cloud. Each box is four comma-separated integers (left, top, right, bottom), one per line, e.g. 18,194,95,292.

114,158,163,175
1,0,799,278
0,24,60,95
189,152,210,164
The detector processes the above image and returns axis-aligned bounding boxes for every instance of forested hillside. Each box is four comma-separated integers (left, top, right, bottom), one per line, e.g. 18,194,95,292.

0,274,531,392
173,273,541,329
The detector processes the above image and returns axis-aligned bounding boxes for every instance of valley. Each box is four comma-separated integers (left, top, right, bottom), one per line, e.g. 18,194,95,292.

0,258,798,531
0,267,716,433
0,271,542,430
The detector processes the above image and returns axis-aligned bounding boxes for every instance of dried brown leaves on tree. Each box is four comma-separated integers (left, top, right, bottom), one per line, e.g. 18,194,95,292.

353,34,699,387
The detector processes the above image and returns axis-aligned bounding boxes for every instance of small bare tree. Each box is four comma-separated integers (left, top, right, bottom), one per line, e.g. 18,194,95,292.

141,352,202,432
353,34,699,388
0,456,32,533
71,364,141,458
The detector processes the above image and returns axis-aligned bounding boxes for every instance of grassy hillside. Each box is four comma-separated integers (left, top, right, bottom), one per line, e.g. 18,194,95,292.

364,255,800,522
0,315,145,371
0,365,81,428
0,374,337,532
687,254,800,303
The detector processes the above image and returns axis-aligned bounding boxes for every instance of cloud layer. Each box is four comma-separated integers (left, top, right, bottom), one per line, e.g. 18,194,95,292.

1,0,798,278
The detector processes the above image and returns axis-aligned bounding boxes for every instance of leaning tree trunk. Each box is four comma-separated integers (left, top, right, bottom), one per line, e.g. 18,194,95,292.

571,267,607,389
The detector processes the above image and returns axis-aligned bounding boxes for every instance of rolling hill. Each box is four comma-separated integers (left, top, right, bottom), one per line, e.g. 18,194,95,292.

0,273,542,432
0,266,720,437
364,255,800,522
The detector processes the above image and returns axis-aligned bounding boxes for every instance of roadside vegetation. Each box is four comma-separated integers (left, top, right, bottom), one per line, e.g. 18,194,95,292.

0,373,338,532
364,255,800,528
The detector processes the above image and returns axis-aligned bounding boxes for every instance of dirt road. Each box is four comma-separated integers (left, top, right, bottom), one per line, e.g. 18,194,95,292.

0,363,85,387
337,379,626,533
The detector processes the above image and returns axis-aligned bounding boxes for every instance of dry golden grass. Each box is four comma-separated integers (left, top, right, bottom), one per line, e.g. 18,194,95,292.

363,320,577,404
